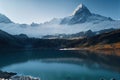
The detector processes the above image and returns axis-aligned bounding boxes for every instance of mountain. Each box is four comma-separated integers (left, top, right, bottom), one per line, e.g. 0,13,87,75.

0,14,12,23
85,29,120,46
0,29,72,50
30,22,39,27
0,29,25,49
60,4,113,24
67,29,120,47
0,4,119,37
14,34,29,39
42,30,95,39
42,28,116,39
0,28,119,52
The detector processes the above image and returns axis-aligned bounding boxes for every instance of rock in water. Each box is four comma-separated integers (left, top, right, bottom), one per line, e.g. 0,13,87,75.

11,75,40,80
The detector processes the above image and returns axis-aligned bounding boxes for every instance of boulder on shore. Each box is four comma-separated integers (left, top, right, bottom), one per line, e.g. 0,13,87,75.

0,71,17,79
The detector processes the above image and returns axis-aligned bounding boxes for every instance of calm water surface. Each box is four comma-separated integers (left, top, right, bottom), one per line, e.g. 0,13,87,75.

0,50,120,80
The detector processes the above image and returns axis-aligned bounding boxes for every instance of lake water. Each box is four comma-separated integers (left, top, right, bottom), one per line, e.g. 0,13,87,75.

0,50,120,80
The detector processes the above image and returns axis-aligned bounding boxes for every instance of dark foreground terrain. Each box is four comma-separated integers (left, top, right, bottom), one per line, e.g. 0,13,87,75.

0,29,120,56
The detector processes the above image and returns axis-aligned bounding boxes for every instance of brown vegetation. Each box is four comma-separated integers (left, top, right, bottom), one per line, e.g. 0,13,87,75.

86,42,120,56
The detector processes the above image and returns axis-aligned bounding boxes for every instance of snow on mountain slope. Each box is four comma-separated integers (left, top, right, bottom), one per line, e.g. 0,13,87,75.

0,14,12,23
60,4,113,24
0,4,119,38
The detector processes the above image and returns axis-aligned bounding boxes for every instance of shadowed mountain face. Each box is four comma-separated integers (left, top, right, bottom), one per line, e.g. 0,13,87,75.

61,4,92,24
72,4,91,16
42,28,116,39
0,30,26,49
0,29,72,49
0,14,12,23
0,29,120,50
86,29,120,46
60,4,113,24
69,29,120,47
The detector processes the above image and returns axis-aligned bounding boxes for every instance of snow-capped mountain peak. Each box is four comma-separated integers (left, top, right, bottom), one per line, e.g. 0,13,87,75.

72,4,91,16
61,3,113,24
61,4,93,24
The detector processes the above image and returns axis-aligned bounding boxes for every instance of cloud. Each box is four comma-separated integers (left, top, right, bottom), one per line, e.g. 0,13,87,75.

0,20,119,38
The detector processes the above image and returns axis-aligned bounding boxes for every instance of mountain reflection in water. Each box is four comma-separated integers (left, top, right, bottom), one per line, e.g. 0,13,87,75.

0,50,120,80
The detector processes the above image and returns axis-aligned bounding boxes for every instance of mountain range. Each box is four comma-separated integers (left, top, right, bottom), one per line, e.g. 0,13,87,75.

42,28,116,39
0,4,120,38
0,27,120,54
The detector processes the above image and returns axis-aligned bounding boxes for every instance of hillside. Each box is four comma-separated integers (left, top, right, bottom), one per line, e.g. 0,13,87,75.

42,28,115,39
0,29,73,50
65,29,120,56
0,28,120,56
0,30,22,49
82,29,120,46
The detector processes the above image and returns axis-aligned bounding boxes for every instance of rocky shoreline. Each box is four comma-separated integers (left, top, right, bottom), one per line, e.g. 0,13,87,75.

0,71,40,80
0,70,117,80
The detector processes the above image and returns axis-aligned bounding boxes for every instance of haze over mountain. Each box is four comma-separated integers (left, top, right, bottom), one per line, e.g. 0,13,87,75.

0,4,119,38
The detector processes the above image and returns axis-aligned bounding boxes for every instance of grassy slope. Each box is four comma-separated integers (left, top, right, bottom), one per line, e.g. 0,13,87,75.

65,29,120,56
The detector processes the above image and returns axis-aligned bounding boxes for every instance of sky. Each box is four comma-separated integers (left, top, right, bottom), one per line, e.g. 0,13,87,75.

0,0,119,24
